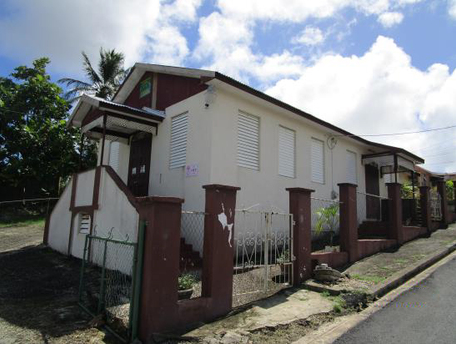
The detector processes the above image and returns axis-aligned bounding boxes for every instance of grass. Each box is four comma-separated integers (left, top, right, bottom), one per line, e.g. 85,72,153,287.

0,217,45,229
351,274,386,284
321,291,346,313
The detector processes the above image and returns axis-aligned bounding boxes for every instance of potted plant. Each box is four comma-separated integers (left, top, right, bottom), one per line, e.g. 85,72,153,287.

276,250,290,279
178,273,196,300
315,203,339,251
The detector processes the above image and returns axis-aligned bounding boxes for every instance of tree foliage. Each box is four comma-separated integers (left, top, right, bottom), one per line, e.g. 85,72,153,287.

0,58,96,198
59,48,129,102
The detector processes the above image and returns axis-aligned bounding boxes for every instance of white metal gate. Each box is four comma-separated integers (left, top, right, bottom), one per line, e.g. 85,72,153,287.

232,209,293,306
430,190,442,221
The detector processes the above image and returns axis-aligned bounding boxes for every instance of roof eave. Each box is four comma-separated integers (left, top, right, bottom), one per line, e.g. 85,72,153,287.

213,72,425,164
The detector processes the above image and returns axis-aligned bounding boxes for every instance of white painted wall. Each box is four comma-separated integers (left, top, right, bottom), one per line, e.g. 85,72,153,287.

48,179,73,254
48,167,139,275
94,169,139,241
68,168,139,261
207,86,371,214
74,169,95,207
149,91,212,212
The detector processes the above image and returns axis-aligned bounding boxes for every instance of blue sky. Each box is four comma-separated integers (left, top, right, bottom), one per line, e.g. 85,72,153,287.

0,0,456,172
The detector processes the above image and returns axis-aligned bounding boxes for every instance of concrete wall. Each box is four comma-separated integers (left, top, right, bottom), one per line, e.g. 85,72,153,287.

69,169,140,261
149,91,212,212
74,170,95,207
47,179,73,254
94,169,139,241
207,87,370,213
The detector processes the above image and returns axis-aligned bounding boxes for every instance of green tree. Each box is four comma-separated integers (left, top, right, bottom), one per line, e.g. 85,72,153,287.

0,58,96,198
59,48,129,101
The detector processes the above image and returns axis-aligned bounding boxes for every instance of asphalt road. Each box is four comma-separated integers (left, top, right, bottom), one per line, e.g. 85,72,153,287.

334,256,456,344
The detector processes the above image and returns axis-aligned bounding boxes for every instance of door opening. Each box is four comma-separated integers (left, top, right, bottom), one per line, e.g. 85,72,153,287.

365,164,380,220
127,133,152,197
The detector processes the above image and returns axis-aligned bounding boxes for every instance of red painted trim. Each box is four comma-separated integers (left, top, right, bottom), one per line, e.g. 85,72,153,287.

286,187,315,193
202,184,241,191
136,196,185,205
103,165,141,212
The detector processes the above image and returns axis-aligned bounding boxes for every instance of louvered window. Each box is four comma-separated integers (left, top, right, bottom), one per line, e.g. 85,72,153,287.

278,126,295,178
346,150,357,184
311,138,325,183
169,112,188,169
237,112,260,170
79,213,91,234
109,141,120,172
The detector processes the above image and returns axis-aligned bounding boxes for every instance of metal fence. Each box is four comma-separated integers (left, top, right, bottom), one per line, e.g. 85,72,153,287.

181,211,205,257
311,197,341,251
0,197,59,225
430,189,442,221
232,210,293,307
356,191,390,224
78,233,139,341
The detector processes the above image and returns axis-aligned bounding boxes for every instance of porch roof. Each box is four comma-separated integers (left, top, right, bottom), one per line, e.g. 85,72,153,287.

362,151,422,177
67,95,165,143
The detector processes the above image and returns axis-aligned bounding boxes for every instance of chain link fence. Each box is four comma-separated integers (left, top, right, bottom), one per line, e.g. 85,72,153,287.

79,234,138,340
0,197,59,225
311,197,341,252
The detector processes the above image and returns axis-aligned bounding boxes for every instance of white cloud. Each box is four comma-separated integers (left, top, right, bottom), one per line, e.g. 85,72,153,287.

378,11,404,27
216,0,420,21
193,12,304,84
266,36,456,172
449,0,456,19
292,26,326,46
0,0,202,76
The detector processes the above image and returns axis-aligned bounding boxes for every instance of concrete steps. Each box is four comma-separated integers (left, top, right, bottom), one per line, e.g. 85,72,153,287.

180,238,202,271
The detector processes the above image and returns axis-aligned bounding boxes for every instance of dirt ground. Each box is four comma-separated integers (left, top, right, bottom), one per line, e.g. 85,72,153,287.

0,220,45,253
0,223,120,344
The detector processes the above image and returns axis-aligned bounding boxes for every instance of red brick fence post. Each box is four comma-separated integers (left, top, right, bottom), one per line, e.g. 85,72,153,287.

420,186,432,232
387,183,404,244
338,183,358,263
136,185,240,342
136,196,184,339
286,188,314,285
202,184,240,317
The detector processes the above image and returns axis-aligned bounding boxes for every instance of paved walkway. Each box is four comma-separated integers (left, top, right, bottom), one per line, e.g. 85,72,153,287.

186,288,333,337
344,224,456,288
334,255,456,343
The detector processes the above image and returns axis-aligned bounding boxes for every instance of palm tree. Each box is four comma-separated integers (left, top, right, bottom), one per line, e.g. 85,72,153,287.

59,48,129,102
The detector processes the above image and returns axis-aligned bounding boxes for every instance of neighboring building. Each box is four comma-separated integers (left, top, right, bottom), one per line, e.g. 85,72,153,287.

47,63,424,257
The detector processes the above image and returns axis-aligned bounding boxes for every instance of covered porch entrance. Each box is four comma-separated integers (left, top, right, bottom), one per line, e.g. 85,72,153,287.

359,150,424,236
68,95,165,197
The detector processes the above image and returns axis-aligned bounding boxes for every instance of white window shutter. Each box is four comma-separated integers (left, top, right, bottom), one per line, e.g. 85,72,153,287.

237,112,260,170
346,150,357,184
79,213,91,234
109,141,120,173
279,126,295,178
170,113,188,169
311,138,324,183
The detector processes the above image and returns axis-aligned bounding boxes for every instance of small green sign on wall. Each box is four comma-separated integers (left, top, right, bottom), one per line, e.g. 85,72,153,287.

139,77,151,98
